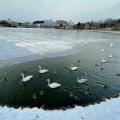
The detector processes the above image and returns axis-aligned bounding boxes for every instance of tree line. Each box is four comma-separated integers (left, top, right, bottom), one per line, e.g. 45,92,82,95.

74,18,120,30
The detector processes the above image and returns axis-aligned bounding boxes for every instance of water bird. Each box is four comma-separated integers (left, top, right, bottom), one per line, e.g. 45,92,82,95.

3,76,7,81
39,66,48,74
83,90,89,95
21,69,27,73
110,43,113,48
74,96,80,100
85,42,87,46
47,79,61,88
100,67,104,70
109,54,112,58
54,71,57,74
101,58,106,63
116,73,120,76
70,92,73,97
95,64,98,66
21,73,33,82
71,64,78,71
77,77,87,84
104,84,109,89
84,86,90,91
40,90,44,95
101,49,104,52
33,93,36,99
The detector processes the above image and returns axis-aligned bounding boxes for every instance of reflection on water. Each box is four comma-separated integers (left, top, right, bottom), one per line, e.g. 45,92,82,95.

0,40,120,109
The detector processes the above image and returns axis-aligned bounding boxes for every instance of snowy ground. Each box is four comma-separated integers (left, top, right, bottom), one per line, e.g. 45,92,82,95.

0,97,120,120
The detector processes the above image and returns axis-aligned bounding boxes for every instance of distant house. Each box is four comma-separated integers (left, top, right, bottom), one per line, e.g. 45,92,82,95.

11,22,19,27
33,21,44,28
84,23,90,29
54,20,68,29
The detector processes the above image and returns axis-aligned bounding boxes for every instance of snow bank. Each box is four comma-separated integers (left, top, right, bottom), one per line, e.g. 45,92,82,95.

0,97,120,120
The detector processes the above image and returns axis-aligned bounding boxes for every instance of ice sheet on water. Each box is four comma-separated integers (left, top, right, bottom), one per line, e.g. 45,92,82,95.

0,28,111,61
0,40,33,60
0,29,81,60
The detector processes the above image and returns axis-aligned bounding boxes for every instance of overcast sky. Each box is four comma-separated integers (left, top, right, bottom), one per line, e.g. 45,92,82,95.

0,0,120,23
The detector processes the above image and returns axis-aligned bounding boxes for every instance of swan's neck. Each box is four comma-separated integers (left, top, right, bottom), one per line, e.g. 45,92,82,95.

48,80,50,86
71,64,73,68
39,66,41,71
22,74,24,80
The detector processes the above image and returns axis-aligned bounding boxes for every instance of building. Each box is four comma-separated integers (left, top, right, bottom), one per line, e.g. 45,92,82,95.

67,19,75,29
43,19,54,27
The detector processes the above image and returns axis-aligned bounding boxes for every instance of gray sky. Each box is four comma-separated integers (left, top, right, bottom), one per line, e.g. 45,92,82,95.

0,0,120,23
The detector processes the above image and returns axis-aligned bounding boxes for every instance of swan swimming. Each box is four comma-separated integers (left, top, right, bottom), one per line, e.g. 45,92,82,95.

109,54,112,58
101,49,104,52
39,66,48,74
101,58,106,63
21,73,33,82
71,64,78,71
47,79,61,88
77,77,87,84
110,43,113,48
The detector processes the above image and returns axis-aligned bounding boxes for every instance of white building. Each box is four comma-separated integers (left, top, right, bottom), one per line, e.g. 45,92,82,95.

43,19,54,27
67,19,75,29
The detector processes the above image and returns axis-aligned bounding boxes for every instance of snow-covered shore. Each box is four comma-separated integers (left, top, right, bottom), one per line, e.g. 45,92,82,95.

0,97,120,120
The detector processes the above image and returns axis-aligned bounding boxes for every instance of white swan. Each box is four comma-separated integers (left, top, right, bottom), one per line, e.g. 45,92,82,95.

102,58,106,63
101,49,104,52
109,54,112,58
71,64,78,71
21,73,33,82
47,79,61,88
110,43,113,48
77,77,87,84
39,66,48,73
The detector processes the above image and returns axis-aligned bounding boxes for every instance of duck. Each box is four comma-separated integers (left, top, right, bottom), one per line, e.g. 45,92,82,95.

70,92,73,97
33,93,36,99
104,84,109,89
40,90,44,95
101,58,106,63
77,77,87,84
21,73,33,82
71,64,78,71
39,66,48,74
109,54,112,58
85,42,87,46
47,79,61,88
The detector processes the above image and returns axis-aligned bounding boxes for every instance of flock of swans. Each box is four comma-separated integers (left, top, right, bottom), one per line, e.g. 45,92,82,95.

21,42,114,89
101,42,113,63
19,41,116,100
21,63,87,89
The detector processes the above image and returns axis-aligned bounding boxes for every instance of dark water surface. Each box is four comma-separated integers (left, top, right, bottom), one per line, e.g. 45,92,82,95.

0,41,120,109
